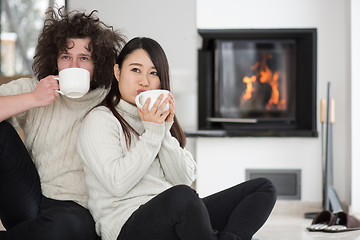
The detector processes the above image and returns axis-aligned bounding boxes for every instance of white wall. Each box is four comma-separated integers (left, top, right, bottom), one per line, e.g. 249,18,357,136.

68,0,198,131
351,0,360,216
196,0,352,205
68,0,354,207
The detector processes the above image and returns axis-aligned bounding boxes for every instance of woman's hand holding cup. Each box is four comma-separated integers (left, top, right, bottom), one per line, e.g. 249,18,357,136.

135,90,173,124
165,93,175,122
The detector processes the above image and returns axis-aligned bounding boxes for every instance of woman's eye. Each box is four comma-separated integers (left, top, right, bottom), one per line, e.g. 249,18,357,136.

61,55,70,60
131,68,140,73
80,57,89,61
151,71,158,76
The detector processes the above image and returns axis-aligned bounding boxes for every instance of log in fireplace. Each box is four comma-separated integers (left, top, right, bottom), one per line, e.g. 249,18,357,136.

197,28,317,137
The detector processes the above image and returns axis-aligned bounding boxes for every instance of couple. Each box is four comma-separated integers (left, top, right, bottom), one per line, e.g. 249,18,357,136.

0,7,277,240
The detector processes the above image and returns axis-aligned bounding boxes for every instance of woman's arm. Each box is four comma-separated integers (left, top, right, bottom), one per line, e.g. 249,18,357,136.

158,122,197,186
78,108,165,197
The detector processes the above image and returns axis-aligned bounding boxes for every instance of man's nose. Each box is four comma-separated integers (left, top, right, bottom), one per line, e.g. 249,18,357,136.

70,59,80,68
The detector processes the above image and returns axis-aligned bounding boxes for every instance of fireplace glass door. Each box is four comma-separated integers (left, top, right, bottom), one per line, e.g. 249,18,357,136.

214,40,296,122
197,28,317,137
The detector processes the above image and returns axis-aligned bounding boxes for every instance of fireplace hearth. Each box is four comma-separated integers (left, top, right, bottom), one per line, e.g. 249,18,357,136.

195,29,317,137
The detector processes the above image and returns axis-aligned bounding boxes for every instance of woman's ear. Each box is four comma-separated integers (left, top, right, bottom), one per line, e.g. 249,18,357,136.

114,64,120,82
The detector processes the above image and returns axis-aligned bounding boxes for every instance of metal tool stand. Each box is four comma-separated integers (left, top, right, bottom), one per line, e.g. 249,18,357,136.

304,82,343,219
323,82,343,213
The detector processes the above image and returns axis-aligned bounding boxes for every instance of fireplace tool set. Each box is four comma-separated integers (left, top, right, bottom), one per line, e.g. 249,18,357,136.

305,82,343,220
321,82,343,213
305,83,360,232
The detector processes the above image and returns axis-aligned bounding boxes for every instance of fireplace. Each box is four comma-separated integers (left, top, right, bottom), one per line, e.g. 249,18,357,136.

197,29,317,137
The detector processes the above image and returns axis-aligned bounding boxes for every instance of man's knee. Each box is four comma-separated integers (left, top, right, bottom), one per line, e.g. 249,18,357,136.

0,121,15,134
0,121,14,144
41,207,97,240
0,121,22,153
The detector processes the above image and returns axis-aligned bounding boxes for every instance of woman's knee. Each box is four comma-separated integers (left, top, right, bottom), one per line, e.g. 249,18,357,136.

164,185,203,212
166,185,198,201
254,177,278,201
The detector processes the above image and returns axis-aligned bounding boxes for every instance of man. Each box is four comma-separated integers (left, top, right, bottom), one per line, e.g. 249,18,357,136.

0,7,126,239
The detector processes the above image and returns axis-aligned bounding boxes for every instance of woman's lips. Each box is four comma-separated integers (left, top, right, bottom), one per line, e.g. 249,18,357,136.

137,90,146,95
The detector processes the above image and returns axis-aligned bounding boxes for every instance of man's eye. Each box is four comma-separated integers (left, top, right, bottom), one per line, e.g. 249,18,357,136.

80,57,89,61
62,55,70,60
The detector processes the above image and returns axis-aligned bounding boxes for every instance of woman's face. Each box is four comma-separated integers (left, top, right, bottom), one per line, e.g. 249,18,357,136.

114,49,161,105
57,37,95,81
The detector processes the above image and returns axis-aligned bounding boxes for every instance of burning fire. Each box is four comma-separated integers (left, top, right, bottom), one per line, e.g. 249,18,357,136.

243,75,256,100
241,53,286,110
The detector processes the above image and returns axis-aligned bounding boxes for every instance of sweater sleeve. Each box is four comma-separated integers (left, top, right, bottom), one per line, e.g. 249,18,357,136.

77,107,165,197
0,78,36,129
158,122,197,186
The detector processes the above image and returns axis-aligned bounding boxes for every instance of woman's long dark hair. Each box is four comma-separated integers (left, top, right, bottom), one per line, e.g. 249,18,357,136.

101,37,186,148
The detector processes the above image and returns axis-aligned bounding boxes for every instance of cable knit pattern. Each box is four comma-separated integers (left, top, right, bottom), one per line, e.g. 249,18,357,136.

77,99,197,240
0,77,108,208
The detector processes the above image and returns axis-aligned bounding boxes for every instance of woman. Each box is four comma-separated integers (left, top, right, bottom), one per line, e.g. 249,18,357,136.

78,37,277,240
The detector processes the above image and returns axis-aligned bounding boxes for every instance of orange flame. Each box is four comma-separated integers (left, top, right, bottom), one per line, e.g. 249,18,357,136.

243,75,256,100
260,65,280,109
241,53,285,110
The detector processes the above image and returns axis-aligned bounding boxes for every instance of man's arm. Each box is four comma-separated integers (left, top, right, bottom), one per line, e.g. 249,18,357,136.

0,94,38,122
0,76,60,122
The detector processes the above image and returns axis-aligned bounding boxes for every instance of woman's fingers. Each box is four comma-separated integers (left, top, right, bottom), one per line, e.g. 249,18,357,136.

138,94,172,124
141,97,151,113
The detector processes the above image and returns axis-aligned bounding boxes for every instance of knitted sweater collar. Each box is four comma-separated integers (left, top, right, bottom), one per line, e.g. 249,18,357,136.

60,87,107,102
58,87,109,110
116,99,141,121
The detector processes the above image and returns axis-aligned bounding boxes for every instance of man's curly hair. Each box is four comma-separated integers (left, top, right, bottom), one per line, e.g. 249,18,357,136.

32,7,126,89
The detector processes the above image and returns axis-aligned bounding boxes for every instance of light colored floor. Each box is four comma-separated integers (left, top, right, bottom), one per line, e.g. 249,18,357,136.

2,201,360,240
254,213,360,240
254,201,360,240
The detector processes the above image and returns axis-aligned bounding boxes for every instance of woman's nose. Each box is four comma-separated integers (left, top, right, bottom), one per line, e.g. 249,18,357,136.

139,76,149,86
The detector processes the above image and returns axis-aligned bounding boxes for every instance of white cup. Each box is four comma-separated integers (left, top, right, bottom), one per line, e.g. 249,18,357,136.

55,68,90,98
135,89,170,113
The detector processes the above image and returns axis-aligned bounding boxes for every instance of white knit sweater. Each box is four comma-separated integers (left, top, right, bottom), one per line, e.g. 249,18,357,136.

77,99,197,240
0,77,108,208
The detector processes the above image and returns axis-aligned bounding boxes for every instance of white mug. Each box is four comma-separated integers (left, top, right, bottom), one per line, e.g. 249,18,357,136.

55,68,90,98
135,89,170,113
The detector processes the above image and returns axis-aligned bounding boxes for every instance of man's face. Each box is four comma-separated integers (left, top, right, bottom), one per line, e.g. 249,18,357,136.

57,37,95,80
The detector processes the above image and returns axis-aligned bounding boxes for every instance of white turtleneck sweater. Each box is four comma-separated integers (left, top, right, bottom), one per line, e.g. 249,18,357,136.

77,99,197,240
0,77,108,208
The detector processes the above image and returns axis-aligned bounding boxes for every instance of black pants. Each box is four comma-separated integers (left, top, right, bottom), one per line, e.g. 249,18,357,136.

118,179,277,240
0,121,99,240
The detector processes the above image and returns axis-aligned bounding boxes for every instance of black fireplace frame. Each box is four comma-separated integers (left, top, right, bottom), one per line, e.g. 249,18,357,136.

196,28,317,137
